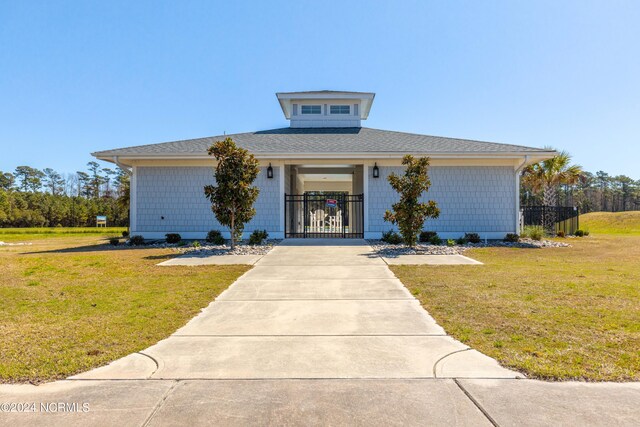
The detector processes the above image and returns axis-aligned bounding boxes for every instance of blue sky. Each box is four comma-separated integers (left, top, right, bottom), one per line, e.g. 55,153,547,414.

1,1,639,178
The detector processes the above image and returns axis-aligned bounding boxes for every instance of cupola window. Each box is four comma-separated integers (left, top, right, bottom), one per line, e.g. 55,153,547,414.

301,105,321,115
330,105,351,115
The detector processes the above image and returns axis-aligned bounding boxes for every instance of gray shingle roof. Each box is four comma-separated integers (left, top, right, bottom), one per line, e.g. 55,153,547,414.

92,127,550,157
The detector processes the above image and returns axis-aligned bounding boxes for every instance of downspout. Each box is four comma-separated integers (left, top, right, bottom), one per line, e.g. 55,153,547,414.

113,156,132,176
514,155,529,233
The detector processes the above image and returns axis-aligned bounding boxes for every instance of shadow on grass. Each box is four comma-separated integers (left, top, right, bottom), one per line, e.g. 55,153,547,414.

143,253,178,260
22,243,173,255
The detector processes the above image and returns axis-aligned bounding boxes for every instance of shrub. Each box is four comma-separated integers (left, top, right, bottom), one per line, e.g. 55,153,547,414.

381,230,403,244
447,239,455,247
584,230,590,236
206,230,226,245
128,235,145,245
575,229,585,237
419,231,438,243
109,237,120,246
204,137,260,250
522,226,544,241
429,235,443,245
456,236,467,245
192,240,201,248
464,232,481,244
504,233,519,243
529,228,543,240
383,155,440,247
122,230,129,238
165,233,182,244
248,229,269,245
556,231,566,238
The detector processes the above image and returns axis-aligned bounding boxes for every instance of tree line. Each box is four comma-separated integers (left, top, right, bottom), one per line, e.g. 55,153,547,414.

0,162,129,227
521,168,640,213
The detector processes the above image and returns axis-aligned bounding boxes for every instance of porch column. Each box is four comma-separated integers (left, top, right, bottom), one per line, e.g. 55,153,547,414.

363,163,369,235
279,163,285,236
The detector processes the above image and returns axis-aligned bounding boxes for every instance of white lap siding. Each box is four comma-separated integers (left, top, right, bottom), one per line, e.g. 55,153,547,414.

367,166,516,239
134,166,280,239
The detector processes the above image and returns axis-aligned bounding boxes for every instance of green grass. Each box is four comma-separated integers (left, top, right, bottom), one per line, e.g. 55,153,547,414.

0,227,126,238
0,235,249,383
392,233,640,381
580,211,640,235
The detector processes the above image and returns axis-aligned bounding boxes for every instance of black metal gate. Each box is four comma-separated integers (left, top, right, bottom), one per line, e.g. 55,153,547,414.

285,193,364,238
521,205,580,235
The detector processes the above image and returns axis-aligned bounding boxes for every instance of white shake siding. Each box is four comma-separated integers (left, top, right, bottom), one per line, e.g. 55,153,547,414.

366,166,517,239
134,166,281,239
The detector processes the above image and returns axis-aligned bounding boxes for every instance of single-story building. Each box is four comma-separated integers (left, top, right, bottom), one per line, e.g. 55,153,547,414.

93,90,555,240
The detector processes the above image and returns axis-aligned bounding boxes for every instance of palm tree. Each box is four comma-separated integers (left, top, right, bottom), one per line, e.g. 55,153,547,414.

522,149,583,232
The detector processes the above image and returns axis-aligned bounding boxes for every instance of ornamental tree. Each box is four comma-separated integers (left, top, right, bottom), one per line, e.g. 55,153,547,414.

204,138,260,249
383,155,440,247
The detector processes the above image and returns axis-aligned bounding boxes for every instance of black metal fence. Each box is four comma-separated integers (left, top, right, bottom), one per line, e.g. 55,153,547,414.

520,205,580,235
285,193,364,238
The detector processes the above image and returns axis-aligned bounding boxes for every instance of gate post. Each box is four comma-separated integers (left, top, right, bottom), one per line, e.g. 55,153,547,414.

342,194,346,238
303,193,308,238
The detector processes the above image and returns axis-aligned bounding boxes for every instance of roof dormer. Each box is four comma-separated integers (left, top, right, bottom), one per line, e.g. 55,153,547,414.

276,90,375,128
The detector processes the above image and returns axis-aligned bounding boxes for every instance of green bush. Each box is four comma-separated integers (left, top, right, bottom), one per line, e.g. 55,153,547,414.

522,226,544,241
584,230,590,236
192,240,201,248
381,230,403,244
504,233,519,243
464,233,481,244
128,235,145,245
429,235,443,245
165,233,181,244
556,231,566,238
456,236,467,245
109,237,120,246
249,229,269,245
447,239,455,247
206,230,226,245
575,229,585,237
121,230,129,238
419,231,438,243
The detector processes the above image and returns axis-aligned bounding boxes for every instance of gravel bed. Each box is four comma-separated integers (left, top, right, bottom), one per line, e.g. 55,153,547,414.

112,239,281,255
0,241,32,246
369,241,466,256
175,240,281,256
368,238,570,256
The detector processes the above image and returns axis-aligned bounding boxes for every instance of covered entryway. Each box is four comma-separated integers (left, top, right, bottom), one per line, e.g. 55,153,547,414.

285,193,364,238
284,164,365,238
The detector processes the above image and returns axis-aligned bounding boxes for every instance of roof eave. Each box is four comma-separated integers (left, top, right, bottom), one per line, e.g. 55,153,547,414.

94,150,557,164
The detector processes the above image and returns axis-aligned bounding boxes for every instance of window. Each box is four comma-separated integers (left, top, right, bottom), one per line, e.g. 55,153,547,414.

330,105,351,115
301,105,321,115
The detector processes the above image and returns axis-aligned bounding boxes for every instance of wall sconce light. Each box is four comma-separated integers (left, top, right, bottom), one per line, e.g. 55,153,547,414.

267,163,274,179
372,163,380,178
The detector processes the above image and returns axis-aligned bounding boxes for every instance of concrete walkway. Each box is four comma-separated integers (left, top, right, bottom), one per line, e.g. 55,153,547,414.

72,239,518,380
1,239,638,426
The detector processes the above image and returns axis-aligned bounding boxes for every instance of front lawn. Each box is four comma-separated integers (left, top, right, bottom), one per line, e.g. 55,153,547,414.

0,233,249,383
0,226,128,242
580,211,640,235
392,233,640,381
